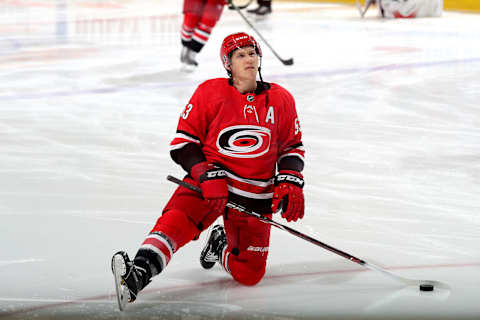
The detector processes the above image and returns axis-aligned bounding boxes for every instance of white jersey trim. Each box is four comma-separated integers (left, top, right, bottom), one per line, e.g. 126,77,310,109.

193,28,210,38
170,142,190,151
228,185,273,200
146,233,174,256
225,171,273,188
222,247,231,274
174,132,201,144
277,153,305,163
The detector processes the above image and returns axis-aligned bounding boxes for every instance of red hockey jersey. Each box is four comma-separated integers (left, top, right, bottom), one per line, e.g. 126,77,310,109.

171,78,304,210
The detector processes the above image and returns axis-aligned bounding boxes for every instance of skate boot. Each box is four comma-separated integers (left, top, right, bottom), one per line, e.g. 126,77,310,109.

111,251,148,310
200,225,226,269
180,46,198,68
247,5,272,16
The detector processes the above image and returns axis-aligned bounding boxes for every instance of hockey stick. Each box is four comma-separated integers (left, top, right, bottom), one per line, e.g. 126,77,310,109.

228,1,294,66
356,0,374,18
167,175,446,290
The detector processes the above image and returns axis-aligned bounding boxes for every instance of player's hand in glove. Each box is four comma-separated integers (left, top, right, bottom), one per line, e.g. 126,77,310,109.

191,162,228,214
271,170,305,222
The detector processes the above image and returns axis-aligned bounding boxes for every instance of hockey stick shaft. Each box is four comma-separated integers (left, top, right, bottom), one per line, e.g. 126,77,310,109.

166,175,422,286
229,2,294,66
356,0,374,18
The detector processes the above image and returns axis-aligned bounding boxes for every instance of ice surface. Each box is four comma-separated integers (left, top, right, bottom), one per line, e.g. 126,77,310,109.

1,1,479,319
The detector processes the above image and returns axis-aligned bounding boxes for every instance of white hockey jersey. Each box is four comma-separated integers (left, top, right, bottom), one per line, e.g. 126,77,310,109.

379,0,443,18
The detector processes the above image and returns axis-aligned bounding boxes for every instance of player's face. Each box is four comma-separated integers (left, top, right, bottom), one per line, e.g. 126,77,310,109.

229,46,259,80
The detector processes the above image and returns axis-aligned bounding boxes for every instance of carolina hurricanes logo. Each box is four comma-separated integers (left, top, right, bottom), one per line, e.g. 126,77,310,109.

217,125,271,158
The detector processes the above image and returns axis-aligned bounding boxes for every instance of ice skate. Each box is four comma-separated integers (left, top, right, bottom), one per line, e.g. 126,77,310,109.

200,225,226,269
247,5,271,16
180,46,198,71
111,251,147,311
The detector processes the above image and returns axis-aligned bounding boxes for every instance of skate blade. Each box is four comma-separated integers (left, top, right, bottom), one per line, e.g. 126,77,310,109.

112,254,130,311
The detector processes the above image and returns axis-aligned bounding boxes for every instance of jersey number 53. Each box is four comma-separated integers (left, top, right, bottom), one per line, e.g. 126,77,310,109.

181,103,193,120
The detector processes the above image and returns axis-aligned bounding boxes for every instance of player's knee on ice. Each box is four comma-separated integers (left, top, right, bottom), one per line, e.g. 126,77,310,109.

228,248,268,286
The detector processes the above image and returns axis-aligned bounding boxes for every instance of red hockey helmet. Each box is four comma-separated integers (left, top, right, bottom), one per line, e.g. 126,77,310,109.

220,32,262,70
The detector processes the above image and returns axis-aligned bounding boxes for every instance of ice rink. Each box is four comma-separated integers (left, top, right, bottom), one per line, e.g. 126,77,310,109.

1,0,480,319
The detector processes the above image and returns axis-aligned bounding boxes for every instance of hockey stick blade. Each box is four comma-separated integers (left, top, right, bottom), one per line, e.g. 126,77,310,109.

167,175,449,290
283,58,294,66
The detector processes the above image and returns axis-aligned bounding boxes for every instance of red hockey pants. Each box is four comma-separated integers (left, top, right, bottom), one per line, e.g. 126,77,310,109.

149,177,271,286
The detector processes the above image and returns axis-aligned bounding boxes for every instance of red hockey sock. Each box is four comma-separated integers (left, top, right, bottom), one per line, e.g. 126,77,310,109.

181,13,200,44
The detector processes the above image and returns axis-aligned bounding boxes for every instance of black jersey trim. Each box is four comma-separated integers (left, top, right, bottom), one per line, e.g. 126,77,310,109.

176,130,201,142
214,163,274,183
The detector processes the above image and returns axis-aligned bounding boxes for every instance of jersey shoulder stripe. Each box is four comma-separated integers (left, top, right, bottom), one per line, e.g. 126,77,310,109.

170,130,202,150
175,130,201,143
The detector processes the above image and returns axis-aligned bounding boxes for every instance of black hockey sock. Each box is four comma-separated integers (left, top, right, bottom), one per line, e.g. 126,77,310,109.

134,250,163,289
258,0,271,8
181,39,190,48
187,39,204,54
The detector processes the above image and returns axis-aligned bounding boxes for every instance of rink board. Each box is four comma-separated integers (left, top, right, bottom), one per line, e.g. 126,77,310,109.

293,0,480,12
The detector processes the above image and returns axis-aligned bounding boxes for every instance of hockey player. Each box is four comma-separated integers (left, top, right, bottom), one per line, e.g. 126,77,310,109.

180,0,226,68
365,0,443,18
111,32,305,309
247,0,272,16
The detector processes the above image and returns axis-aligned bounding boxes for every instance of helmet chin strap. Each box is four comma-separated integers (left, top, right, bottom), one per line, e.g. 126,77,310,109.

258,56,264,84
258,66,264,84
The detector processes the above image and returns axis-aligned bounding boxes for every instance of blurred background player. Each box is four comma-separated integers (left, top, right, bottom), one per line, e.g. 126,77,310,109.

247,0,272,16
111,32,305,308
379,0,442,18
362,0,443,18
181,0,225,68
